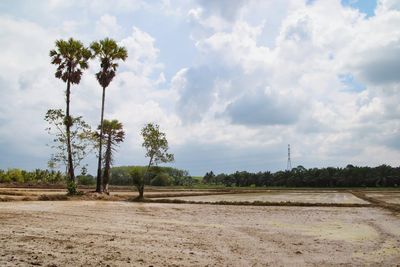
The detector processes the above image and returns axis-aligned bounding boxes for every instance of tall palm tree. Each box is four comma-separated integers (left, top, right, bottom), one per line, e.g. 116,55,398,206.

49,38,91,185
98,119,125,194
91,38,127,193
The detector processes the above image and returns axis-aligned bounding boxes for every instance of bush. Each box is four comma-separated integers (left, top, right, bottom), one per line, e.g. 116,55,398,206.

66,180,77,195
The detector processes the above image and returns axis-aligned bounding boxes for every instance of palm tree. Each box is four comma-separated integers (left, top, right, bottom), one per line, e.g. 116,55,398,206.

49,38,91,185
98,119,125,194
91,38,127,193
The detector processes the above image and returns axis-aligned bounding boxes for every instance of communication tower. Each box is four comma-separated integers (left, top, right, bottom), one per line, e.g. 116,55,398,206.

287,144,292,171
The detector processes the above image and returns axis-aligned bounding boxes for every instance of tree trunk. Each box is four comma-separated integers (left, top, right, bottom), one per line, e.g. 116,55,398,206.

138,184,144,199
102,134,112,194
96,86,106,193
65,74,75,183
138,156,153,200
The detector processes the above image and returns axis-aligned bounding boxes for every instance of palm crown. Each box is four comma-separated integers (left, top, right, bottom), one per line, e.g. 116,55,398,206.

99,119,125,145
49,38,92,84
90,38,128,88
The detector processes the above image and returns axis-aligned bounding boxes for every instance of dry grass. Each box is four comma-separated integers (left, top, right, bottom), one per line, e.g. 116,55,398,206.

0,196,14,202
0,191,27,196
38,194,69,201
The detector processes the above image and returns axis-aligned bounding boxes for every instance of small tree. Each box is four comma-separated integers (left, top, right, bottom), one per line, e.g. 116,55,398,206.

132,123,174,200
45,109,95,193
98,119,125,194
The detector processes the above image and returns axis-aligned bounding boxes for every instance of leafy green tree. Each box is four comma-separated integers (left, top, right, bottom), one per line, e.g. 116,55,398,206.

203,171,215,184
0,170,7,183
45,109,95,178
132,123,174,199
150,172,172,186
98,119,125,194
49,38,91,184
6,169,24,183
91,38,128,193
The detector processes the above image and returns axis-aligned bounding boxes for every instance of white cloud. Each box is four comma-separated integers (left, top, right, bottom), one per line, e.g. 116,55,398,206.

0,0,399,175
377,0,400,13
0,16,62,163
95,14,122,38
120,27,163,76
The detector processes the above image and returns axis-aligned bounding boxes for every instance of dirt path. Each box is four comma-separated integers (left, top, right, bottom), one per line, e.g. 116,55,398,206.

1,201,400,266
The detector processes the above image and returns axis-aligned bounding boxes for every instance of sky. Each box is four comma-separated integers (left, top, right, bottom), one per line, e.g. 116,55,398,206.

0,0,399,176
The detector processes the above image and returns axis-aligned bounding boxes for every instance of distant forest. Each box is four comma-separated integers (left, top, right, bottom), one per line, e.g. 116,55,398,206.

203,165,400,187
1,164,399,187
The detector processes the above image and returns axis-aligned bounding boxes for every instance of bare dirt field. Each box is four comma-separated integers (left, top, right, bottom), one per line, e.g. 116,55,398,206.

365,191,400,205
156,192,368,204
1,200,400,266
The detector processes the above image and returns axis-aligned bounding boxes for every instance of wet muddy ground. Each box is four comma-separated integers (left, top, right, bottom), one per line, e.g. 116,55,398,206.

1,200,400,266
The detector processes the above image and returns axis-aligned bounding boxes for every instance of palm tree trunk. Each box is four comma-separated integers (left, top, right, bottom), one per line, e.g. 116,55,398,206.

65,76,75,183
96,86,106,193
102,134,112,194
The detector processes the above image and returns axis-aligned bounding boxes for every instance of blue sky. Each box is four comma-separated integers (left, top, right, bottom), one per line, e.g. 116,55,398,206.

341,0,377,17
0,0,399,176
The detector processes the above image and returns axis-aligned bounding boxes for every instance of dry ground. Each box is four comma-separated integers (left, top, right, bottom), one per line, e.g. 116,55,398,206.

1,200,400,266
155,192,368,204
0,188,220,201
365,191,400,205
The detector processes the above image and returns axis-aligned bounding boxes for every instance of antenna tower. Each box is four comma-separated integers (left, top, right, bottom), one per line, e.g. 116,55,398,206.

287,144,292,171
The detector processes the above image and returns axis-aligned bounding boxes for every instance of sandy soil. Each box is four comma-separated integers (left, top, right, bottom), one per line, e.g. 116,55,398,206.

1,201,400,266
156,192,368,204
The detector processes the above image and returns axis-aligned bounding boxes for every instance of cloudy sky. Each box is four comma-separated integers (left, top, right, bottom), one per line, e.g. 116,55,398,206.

0,0,399,176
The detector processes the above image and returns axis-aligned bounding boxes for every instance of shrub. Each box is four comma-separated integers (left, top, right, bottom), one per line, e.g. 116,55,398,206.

66,180,77,195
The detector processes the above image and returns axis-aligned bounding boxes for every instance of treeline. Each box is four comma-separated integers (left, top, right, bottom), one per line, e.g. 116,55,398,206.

110,166,195,186
0,165,194,187
0,168,97,186
0,169,65,184
203,165,400,187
